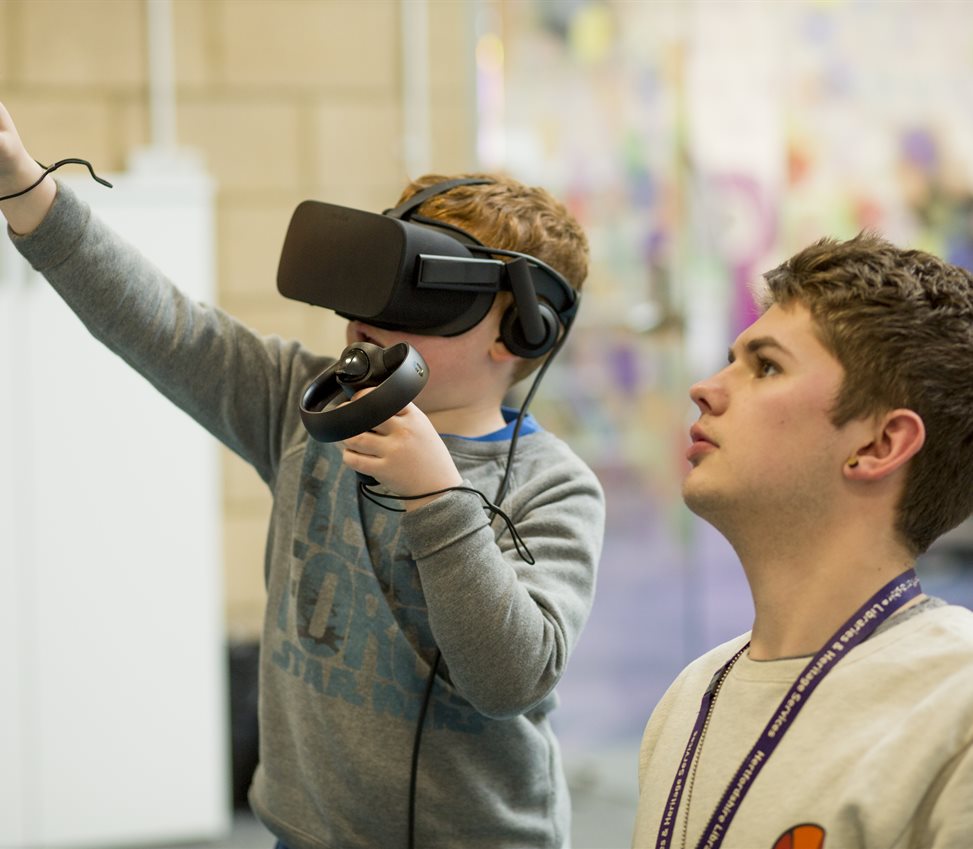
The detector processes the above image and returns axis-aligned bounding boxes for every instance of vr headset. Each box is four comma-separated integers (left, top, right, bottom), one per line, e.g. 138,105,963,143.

276,178,579,358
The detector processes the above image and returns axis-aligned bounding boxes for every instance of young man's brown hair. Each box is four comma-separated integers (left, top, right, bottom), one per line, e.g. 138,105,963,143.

757,231,973,554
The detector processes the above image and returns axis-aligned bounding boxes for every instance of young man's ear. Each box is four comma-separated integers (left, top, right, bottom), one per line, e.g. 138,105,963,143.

844,409,925,481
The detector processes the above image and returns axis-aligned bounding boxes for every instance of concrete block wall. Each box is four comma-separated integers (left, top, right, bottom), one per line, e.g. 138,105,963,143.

1,0,478,638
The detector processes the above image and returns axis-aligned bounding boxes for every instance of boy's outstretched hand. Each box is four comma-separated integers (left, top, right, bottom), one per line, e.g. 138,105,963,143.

0,101,56,235
341,399,463,511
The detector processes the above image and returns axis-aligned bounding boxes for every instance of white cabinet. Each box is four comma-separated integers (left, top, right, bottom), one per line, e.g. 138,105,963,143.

0,164,229,847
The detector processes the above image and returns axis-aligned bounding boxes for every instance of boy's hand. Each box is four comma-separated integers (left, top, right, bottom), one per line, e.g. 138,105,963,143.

341,397,463,511
0,101,56,234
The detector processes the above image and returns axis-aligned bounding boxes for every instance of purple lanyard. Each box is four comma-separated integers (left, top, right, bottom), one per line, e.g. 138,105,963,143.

655,569,922,849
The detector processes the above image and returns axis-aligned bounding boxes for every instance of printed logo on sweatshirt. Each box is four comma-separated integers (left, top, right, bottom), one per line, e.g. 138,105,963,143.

772,823,826,849
268,445,486,735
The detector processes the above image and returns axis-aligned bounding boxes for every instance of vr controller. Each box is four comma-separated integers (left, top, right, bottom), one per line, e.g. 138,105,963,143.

300,341,428,443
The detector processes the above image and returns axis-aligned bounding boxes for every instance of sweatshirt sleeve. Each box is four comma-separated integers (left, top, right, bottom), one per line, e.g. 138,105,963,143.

401,441,604,718
8,181,319,483
921,732,973,847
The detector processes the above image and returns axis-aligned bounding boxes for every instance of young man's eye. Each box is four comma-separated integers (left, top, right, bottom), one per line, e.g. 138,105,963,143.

756,356,780,377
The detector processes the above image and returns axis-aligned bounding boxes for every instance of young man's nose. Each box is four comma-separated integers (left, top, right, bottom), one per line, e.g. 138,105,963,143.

689,373,727,415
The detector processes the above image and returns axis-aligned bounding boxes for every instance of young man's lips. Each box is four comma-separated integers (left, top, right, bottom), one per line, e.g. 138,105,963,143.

687,424,718,462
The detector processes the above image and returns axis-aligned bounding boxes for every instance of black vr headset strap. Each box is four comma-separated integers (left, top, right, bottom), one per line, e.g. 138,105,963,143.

384,177,580,352
467,245,579,327
506,258,548,347
384,177,495,221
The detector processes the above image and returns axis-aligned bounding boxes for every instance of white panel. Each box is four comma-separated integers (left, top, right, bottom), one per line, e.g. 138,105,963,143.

2,168,229,847
0,233,29,846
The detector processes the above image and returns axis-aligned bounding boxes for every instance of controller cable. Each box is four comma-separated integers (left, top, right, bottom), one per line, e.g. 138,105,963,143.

359,328,567,849
0,158,112,202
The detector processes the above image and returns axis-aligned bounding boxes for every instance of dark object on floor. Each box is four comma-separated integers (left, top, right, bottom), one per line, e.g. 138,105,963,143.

229,641,261,809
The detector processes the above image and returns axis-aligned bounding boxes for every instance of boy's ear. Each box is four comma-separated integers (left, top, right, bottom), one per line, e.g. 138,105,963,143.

491,333,521,363
488,293,521,363
844,409,925,481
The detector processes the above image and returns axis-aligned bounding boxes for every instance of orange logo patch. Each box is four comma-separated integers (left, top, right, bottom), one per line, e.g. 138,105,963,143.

772,823,826,849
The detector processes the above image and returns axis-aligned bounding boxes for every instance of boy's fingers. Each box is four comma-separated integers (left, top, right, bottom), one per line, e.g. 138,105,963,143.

341,432,369,452
339,386,409,432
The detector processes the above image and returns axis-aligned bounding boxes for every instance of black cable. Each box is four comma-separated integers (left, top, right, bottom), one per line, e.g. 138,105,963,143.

359,482,535,565
365,301,573,848
0,158,112,202
492,324,569,506
407,649,440,849
363,373,549,848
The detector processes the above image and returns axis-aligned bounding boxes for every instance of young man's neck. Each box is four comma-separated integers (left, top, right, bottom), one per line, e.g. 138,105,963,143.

734,524,918,661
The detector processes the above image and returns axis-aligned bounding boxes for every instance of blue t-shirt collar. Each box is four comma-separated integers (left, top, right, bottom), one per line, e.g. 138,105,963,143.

444,406,540,442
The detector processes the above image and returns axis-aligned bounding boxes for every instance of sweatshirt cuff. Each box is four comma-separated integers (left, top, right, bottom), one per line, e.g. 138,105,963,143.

9,180,90,272
401,483,493,561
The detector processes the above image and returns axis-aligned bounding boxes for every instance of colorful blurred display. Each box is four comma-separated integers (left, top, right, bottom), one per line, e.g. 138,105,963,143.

475,0,973,753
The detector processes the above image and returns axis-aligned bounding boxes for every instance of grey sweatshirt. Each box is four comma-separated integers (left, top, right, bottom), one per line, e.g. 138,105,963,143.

11,183,605,849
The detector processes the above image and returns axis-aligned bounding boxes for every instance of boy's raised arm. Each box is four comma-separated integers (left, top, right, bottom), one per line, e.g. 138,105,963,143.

0,101,57,235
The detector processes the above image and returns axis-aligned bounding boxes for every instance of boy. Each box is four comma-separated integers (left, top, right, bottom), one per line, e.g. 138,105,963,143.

633,233,973,848
0,102,604,849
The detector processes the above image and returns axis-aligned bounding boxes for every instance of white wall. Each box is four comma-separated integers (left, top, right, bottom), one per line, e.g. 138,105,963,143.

0,162,229,848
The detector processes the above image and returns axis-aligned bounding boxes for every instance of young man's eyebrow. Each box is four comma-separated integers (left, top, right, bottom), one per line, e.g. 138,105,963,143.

727,336,793,362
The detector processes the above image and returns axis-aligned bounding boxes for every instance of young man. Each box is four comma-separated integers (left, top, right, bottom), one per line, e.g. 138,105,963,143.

633,233,973,849
0,102,604,849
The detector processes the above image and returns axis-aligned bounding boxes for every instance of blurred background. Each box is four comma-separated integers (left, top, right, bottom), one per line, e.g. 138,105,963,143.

1,1,971,847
